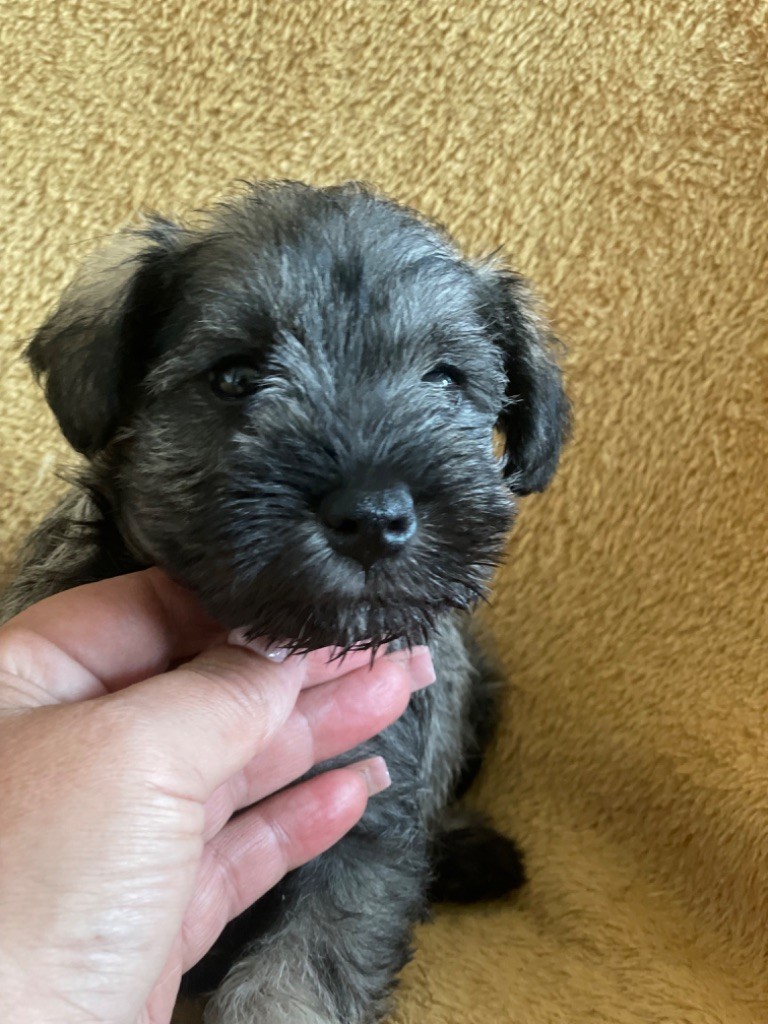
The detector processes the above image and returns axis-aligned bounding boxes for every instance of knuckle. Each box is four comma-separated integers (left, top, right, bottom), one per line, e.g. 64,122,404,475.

0,626,43,681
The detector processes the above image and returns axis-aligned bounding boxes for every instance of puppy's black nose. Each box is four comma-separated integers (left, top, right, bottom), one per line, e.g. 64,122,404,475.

320,483,417,568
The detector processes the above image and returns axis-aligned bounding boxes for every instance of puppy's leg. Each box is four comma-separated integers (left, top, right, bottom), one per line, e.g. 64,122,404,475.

203,810,430,1024
428,637,526,904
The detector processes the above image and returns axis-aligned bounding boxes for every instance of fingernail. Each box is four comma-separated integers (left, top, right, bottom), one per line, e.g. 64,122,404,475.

227,629,290,663
407,649,436,691
352,756,391,796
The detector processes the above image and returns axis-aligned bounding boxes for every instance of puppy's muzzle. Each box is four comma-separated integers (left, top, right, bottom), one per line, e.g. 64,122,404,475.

319,481,417,569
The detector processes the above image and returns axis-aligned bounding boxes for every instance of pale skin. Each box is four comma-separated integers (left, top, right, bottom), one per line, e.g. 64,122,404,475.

0,569,435,1024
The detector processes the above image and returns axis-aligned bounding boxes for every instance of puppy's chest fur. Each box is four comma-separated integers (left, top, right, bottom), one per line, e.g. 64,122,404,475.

319,614,487,826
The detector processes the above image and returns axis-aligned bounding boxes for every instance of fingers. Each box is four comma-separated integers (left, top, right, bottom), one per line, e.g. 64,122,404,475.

0,569,222,704
180,761,389,973
108,641,432,800
201,648,434,839
107,642,313,797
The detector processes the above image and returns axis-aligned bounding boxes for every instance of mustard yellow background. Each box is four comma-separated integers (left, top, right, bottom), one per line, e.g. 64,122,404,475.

1,2,766,1021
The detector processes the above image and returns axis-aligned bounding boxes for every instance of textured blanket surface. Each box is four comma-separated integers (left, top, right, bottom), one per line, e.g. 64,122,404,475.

1,2,766,1021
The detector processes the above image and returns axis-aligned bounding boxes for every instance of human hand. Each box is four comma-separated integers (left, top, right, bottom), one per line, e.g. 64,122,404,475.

0,569,434,1024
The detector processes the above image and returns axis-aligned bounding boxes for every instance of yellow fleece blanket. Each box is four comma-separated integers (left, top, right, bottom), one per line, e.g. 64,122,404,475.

1,2,765,1021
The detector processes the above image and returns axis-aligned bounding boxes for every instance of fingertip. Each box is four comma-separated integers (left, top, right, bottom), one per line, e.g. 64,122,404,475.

366,661,414,718
287,767,371,851
318,759,391,827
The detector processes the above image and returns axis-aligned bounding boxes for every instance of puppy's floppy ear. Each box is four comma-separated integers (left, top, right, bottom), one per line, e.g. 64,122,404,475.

26,217,187,457
475,263,570,495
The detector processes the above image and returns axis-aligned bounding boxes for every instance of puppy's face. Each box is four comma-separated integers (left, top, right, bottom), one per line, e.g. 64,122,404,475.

28,183,569,650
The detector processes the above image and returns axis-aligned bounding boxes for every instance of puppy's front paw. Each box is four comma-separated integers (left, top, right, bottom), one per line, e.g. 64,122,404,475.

429,809,526,904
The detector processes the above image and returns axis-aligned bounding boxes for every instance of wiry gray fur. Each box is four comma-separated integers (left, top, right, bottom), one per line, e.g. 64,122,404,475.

1,181,568,1023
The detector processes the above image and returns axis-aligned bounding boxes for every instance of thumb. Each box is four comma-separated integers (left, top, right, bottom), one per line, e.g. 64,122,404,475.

107,640,309,800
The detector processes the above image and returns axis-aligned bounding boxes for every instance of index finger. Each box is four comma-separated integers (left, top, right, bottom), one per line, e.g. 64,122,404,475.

0,570,407,707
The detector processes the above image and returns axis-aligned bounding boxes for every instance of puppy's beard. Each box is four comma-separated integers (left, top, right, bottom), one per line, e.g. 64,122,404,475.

205,545,497,654
228,593,479,654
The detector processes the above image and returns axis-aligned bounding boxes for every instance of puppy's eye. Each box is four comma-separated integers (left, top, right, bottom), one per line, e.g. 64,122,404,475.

421,364,465,392
209,362,261,399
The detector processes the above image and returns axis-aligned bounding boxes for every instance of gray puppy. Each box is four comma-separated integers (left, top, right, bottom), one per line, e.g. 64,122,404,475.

1,182,569,1024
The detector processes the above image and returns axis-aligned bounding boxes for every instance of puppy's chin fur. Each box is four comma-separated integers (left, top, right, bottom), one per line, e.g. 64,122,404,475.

161,554,496,654
203,555,503,653
230,593,483,654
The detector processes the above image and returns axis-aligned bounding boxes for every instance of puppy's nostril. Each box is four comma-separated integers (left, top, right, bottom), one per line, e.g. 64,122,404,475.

383,515,416,543
388,517,409,535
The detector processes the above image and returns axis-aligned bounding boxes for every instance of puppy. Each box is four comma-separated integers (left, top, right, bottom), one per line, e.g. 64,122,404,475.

1,181,569,1024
